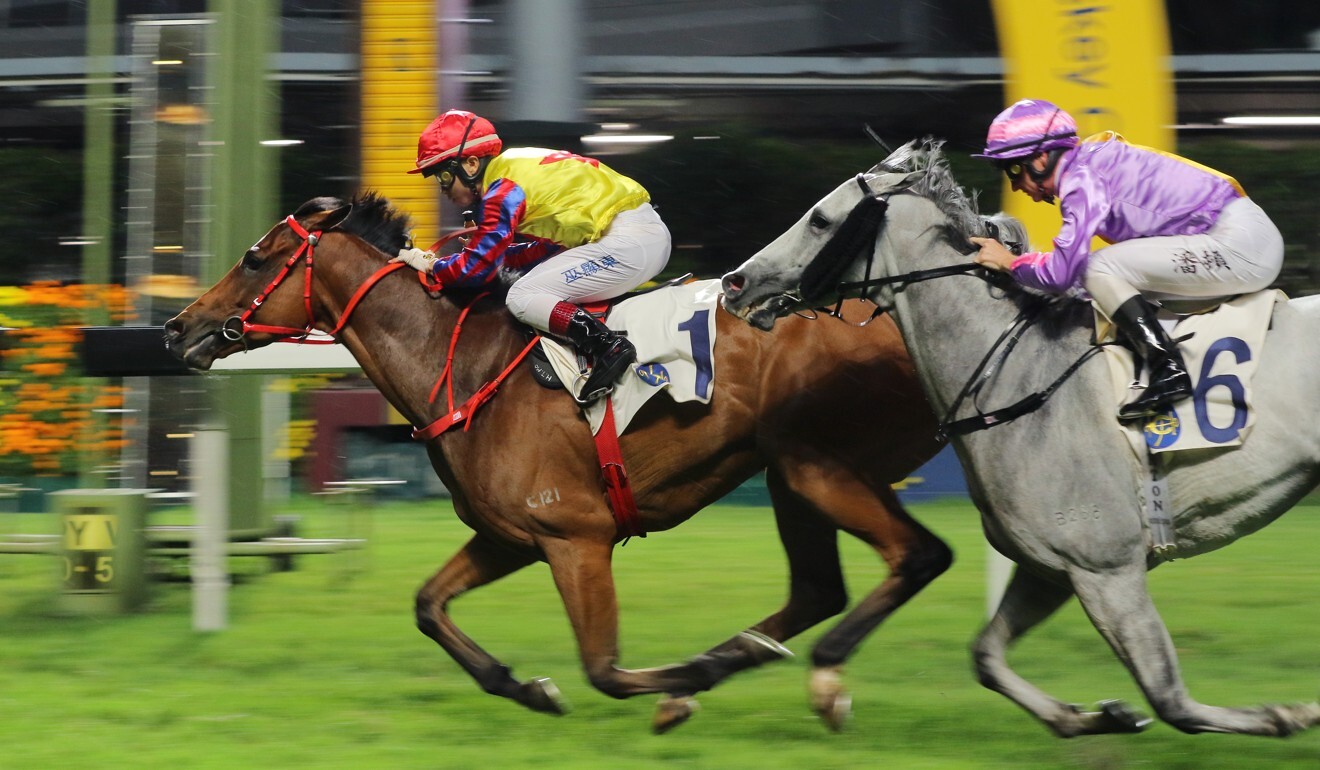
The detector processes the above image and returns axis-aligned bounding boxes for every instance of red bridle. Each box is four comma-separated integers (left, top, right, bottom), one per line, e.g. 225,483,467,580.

222,214,410,345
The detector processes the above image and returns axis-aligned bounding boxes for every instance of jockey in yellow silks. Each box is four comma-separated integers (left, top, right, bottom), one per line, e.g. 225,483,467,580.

392,110,672,403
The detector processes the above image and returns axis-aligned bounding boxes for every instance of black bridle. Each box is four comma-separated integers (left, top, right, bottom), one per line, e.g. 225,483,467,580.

797,175,1102,439
811,174,1009,322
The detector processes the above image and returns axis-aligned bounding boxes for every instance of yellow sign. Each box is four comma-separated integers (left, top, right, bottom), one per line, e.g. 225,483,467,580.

989,0,1174,251
63,513,118,551
361,0,439,241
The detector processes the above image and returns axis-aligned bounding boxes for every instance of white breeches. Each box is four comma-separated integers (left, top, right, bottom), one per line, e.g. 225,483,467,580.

506,203,672,331
1086,196,1284,306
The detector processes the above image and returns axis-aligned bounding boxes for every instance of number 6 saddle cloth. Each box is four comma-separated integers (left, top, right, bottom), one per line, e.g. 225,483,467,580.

539,279,721,435
1098,289,1285,456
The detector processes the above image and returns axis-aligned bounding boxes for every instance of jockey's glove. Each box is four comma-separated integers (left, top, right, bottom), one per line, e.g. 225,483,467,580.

391,247,438,274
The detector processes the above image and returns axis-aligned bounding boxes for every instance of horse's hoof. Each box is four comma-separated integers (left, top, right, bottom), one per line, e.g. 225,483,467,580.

653,694,700,734
1097,699,1151,733
1263,702,1320,736
520,677,570,716
809,666,852,732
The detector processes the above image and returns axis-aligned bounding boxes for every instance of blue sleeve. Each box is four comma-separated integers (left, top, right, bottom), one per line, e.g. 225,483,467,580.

433,178,526,287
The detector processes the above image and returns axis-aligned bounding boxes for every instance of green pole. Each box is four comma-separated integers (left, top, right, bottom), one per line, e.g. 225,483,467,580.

82,1,114,290
208,0,278,537
79,0,115,488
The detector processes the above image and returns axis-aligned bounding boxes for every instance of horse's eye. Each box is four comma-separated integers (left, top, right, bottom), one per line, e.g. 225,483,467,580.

241,249,262,271
809,213,831,230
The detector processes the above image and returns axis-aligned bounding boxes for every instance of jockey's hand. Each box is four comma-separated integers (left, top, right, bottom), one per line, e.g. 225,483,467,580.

391,247,438,274
969,236,1016,272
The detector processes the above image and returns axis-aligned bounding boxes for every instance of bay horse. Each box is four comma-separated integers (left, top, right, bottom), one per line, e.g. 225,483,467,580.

721,138,1320,737
163,192,947,732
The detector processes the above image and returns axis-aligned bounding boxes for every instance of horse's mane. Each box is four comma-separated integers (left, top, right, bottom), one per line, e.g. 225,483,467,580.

872,138,1090,330
870,137,987,239
294,190,412,257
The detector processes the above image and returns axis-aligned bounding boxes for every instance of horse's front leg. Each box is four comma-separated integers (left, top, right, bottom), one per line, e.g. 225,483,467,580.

972,565,1150,737
415,533,567,715
1071,566,1320,736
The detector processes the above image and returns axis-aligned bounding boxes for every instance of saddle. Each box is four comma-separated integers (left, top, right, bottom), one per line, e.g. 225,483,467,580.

1101,289,1284,557
524,274,720,544
527,274,701,395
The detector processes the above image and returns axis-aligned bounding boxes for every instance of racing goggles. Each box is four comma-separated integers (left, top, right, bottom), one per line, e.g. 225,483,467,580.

997,159,1025,181
425,161,460,191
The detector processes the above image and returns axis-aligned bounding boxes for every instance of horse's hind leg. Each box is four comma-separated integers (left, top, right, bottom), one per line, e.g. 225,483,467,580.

415,534,567,715
1070,566,1320,736
970,565,1147,737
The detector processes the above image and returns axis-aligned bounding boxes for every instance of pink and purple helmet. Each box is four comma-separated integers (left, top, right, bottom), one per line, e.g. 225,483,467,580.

973,99,1079,161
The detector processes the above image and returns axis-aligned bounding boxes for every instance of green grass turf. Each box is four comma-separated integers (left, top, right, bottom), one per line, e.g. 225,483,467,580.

1,498,1319,769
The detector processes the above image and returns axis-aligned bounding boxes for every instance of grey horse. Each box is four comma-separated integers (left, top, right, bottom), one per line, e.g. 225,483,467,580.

720,138,1320,737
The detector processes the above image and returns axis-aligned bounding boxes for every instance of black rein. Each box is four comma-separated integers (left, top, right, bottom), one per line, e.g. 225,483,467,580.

806,178,1101,439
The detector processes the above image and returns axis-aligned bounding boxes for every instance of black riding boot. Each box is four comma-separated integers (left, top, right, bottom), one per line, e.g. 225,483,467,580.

1112,295,1193,421
562,308,636,403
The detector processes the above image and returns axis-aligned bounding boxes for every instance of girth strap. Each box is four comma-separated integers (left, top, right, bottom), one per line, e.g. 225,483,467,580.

595,399,645,542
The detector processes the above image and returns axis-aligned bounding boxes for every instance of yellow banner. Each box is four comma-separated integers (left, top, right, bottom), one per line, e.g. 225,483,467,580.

990,0,1174,251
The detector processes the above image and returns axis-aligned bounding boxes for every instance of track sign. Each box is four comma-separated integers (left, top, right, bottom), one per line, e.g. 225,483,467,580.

63,511,118,592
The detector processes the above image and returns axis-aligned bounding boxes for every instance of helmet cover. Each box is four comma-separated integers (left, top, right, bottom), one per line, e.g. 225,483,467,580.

409,110,502,174
973,99,1078,161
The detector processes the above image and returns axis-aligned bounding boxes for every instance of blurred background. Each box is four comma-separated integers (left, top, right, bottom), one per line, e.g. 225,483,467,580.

0,0,1316,519
1,5,1319,766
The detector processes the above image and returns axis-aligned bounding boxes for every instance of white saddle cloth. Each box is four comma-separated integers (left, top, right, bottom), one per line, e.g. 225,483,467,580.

1100,289,1285,455
540,279,722,435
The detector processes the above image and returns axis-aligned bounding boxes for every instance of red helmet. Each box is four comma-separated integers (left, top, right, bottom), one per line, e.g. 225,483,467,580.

408,110,502,175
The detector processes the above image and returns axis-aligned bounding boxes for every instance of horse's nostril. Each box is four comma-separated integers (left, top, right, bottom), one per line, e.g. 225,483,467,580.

722,272,745,297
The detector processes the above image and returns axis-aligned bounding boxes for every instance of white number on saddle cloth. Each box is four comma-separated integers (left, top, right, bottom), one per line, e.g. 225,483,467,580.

540,279,721,435
1102,290,1284,455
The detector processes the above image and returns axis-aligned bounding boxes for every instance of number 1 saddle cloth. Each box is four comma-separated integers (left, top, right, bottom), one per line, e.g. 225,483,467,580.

540,279,722,435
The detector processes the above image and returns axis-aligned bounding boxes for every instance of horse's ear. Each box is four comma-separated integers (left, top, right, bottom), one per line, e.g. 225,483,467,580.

889,170,924,192
317,203,354,231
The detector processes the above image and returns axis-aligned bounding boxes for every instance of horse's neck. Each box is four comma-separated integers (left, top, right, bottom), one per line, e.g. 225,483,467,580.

879,237,1069,415
319,257,512,428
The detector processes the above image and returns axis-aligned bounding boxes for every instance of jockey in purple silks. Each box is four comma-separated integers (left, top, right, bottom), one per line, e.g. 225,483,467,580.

969,98,1285,421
